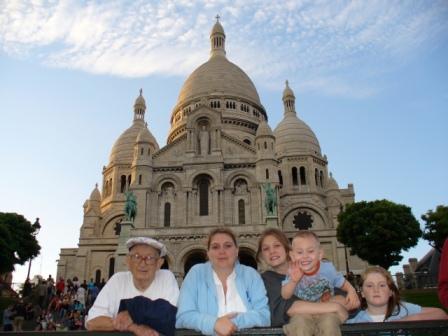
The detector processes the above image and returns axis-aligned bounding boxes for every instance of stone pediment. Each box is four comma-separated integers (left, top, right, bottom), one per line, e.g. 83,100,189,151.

153,134,187,163
221,132,256,158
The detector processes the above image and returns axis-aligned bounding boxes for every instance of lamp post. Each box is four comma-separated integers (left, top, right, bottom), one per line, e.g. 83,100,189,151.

26,218,41,281
344,244,350,276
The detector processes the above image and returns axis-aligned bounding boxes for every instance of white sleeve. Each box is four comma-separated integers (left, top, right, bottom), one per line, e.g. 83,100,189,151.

160,271,180,306
86,275,120,322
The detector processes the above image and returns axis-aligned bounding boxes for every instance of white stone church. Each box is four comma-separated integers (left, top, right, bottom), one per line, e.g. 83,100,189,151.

57,20,366,283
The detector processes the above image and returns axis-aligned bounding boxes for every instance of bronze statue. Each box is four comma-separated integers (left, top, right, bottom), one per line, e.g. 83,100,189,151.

124,191,137,222
263,183,277,216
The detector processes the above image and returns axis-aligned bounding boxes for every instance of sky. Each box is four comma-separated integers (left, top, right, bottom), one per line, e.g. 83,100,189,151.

1,0,447,286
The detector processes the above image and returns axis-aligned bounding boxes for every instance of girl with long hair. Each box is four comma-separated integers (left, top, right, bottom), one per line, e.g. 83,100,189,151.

347,266,447,323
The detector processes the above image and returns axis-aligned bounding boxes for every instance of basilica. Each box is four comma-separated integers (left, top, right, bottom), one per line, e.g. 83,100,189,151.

57,20,366,283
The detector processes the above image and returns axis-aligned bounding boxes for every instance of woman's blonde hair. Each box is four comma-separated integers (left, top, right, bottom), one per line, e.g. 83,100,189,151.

360,266,402,320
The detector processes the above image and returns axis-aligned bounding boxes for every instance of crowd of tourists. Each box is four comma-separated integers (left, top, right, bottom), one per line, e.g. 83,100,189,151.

2,275,105,331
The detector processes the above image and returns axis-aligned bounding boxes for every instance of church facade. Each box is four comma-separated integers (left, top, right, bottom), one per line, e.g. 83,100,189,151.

57,20,366,283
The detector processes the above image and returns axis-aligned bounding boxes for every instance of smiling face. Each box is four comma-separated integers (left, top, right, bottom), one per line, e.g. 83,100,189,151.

207,232,239,272
361,272,392,310
289,235,323,274
126,244,164,290
260,234,289,270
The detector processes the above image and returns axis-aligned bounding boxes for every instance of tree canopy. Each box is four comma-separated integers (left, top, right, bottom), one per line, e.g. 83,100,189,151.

0,212,41,274
422,205,448,252
337,200,421,269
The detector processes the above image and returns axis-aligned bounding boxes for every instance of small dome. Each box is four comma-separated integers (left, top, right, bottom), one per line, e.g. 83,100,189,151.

256,119,274,138
136,127,155,144
275,82,321,156
211,20,225,35
134,89,146,108
89,184,101,201
274,114,321,156
327,172,339,190
109,122,159,164
282,80,295,100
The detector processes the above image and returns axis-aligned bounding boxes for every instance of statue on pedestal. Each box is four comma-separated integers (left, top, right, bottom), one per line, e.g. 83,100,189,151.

198,126,209,155
124,191,137,222
263,183,277,216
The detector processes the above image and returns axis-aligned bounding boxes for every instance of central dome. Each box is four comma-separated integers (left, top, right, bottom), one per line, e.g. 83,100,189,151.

176,55,261,107
168,19,266,144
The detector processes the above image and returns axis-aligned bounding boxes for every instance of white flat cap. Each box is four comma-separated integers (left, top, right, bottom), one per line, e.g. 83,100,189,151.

126,237,167,257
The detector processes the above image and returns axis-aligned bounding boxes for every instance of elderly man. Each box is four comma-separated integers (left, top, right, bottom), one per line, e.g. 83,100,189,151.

86,237,179,336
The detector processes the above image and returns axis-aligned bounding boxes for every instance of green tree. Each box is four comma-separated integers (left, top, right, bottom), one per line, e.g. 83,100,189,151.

0,212,41,274
337,200,421,269
422,205,448,252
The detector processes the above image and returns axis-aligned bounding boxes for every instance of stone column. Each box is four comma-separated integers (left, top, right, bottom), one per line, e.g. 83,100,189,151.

115,221,134,272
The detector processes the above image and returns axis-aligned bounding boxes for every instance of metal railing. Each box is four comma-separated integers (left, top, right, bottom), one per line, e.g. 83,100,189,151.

1,320,448,336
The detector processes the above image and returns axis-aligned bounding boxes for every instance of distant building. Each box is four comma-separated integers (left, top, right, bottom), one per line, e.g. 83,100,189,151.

57,19,367,283
396,249,440,289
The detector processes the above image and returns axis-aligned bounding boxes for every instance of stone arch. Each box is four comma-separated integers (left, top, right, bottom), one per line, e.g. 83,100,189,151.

102,213,124,236
176,244,208,277
161,253,174,270
224,170,257,188
175,243,207,270
183,249,207,276
187,170,220,188
153,174,182,192
187,107,222,129
281,203,329,230
238,247,258,270
91,264,103,281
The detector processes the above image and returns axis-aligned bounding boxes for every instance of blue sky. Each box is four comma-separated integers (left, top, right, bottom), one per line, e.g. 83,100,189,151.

1,0,447,284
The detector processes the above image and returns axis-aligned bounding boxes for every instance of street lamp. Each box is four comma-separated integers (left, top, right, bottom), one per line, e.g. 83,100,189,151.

26,218,41,281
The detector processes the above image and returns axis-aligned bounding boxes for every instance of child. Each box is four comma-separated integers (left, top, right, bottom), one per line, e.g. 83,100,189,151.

257,229,348,328
347,266,447,323
281,231,359,336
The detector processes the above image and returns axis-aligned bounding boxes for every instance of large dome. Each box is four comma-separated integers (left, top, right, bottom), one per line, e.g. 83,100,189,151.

176,55,262,107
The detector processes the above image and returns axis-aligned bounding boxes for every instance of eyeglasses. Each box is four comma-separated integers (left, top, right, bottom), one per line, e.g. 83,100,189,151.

128,253,159,265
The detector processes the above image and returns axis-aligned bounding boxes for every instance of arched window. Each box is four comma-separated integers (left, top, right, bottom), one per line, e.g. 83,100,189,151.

127,175,131,188
199,178,209,216
138,174,142,185
120,175,126,193
292,167,298,186
164,202,171,227
140,147,144,155
243,139,251,145
265,169,269,180
95,269,101,283
238,199,245,224
300,166,307,185
320,170,324,187
108,258,115,278
264,141,267,149
278,170,283,186
315,168,319,186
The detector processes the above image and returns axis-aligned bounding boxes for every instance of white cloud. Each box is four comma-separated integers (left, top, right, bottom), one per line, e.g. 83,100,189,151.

1,0,447,98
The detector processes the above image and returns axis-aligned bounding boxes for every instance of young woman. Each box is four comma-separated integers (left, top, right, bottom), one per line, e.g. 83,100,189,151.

257,228,348,329
347,266,447,323
176,227,270,335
